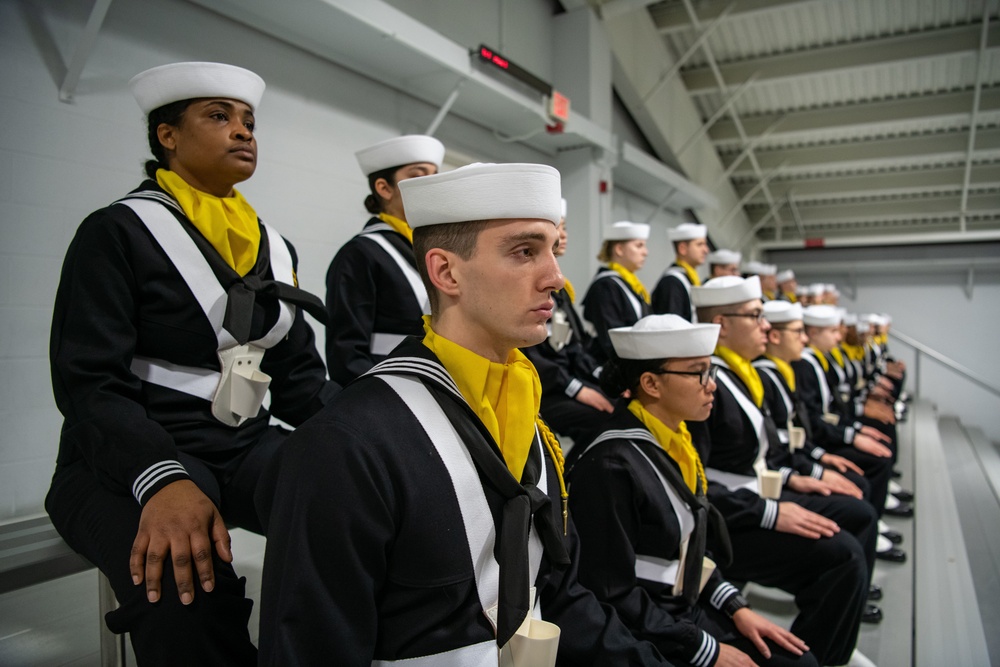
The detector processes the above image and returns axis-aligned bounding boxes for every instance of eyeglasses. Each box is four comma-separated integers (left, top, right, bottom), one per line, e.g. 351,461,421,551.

721,310,765,324
650,365,719,387
774,326,806,336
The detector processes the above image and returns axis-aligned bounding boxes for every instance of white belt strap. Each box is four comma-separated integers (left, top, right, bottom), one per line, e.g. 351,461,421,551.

130,355,219,402
802,352,832,411
664,266,697,321
370,332,409,357
609,276,644,321
361,232,430,315
634,555,681,586
373,640,497,667
714,368,768,475
757,366,794,417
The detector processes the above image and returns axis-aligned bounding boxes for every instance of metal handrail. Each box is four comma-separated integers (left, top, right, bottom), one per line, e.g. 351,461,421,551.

889,328,1000,399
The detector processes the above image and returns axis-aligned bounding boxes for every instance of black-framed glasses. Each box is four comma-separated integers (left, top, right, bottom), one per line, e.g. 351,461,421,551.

721,310,765,324
650,365,719,387
773,325,806,336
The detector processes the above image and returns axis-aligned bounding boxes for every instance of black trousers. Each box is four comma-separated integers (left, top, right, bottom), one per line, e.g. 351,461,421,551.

721,519,869,666
45,430,286,667
783,489,879,582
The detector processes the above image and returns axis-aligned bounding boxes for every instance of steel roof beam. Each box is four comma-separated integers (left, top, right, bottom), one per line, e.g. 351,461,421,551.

746,193,1000,224
709,88,1000,145
724,128,1000,176
651,0,818,35
961,7,992,232
681,23,1000,96
737,164,1000,203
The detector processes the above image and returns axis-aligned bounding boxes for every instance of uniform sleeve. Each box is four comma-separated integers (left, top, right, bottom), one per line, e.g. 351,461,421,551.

50,211,192,504
325,239,380,385
565,452,719,666
259,415,393,665
651,274,691,320
687,419,778,531
522,343,580,397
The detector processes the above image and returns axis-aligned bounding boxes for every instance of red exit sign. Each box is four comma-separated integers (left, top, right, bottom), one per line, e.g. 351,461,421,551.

548,90,570,122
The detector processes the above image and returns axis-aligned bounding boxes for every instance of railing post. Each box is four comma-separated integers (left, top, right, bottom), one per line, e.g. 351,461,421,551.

914,351,921,400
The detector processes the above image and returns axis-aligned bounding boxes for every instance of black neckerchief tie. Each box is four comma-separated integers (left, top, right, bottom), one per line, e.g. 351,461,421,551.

223,274,328,345
630,439,732,606
438,390,570,648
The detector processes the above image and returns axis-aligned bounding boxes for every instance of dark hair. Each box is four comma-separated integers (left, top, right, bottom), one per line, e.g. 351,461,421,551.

143,99,195,180
599,355,669,397
364,164,405,214
412,219,493,314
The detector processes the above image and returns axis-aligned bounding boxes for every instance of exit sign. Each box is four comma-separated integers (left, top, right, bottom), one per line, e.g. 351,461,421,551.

548,91,570,122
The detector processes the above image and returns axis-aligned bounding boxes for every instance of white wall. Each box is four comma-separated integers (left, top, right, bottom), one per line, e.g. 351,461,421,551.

0,0,671,520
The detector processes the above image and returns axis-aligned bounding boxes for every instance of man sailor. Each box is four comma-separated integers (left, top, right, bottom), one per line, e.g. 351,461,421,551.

325,134,445,384
260,163,671,665
686,276,877,666
651,222,709,321
707,248,742,278
743,262,779,302
777,270,798,302
522,199,614,443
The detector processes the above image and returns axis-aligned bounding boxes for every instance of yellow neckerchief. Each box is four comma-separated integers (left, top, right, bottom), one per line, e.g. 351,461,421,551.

784,291,799,303
875,333,888,346
829,346,846,368
715,345,764,407
378,212,413,244
628,399,706,494
607,262,650,304
562,278,575,303
808,345,830,372
157,169,260,276
843,343,866,362
422,317,541,481
676,259,702,287
766,354,796,392
763,290,776,301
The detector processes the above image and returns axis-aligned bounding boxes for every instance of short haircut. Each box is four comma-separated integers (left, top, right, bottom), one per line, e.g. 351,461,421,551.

695,304,729,324
597,240,622,263
412,219,493,314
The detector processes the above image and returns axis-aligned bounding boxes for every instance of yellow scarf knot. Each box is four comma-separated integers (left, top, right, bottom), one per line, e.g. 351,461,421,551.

607,262,650,304
766,355,796,392
808,345,830,372
378,212,414,244
829,346,846,369
715,345,764,407
677,259,702,287
628,400,706,494
157,169,260,276
422,317,541,481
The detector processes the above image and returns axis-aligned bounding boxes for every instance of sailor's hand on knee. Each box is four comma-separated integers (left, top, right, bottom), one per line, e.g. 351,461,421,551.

575,386,614,413
775,502,839,539
821,470,864,499
129,479,232,605
714,643,758,667
786,474,831,496
734,608,808,659
820,453,864,476
853,433,891,458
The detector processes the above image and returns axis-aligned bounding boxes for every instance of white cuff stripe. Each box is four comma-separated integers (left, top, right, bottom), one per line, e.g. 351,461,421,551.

709,582,739,609
132,460,188,504
845,426,856,443
812,446,827,460
692,631,717,667
761,498,778,529
565,378,583,398
812,464,824,479
780,467,793,485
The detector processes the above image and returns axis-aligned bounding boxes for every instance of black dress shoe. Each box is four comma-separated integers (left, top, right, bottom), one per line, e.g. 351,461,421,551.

868,584,883,601
881,529,903,544
891,468,902,479
862,604,883,624
876,547,907,563
893,489,914,502
884,501,914,518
